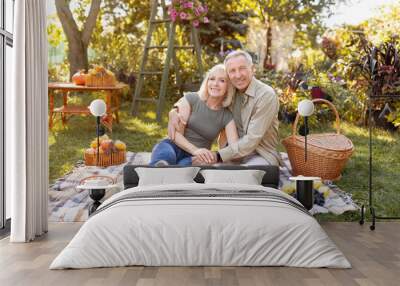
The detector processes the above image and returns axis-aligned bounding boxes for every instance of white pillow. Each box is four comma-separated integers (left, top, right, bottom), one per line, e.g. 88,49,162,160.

135,167,200,186
200,169,266,185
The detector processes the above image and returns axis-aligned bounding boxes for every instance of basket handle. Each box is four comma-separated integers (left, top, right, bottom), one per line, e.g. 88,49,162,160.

292,98,341,137
79,175,115,185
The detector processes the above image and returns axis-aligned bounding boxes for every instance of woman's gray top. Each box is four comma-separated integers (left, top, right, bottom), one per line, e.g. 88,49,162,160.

183,92,233,150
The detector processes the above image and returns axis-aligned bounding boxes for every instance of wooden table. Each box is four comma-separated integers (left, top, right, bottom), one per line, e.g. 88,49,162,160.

48,82,128,131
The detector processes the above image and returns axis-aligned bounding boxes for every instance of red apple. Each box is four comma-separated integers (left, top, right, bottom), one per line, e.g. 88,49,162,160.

100,139,113,153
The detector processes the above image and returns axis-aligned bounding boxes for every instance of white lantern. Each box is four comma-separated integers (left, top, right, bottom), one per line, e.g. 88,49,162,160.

89,99,106,117
298,99,314,117
297,99,315,163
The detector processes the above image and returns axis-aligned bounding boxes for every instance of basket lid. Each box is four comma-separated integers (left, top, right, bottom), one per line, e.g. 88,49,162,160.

295,133,354,151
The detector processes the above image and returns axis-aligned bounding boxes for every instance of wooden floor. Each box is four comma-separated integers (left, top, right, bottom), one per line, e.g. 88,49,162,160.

0,222,399,286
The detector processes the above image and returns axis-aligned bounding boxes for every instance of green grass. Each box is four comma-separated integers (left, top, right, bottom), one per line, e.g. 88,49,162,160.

49,97,400,221
49,95,168,182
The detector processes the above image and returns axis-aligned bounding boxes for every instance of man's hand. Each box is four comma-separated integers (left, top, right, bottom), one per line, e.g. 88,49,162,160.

168,109,185,140
192,155,217,165
192,155,208,165
192,150,218,165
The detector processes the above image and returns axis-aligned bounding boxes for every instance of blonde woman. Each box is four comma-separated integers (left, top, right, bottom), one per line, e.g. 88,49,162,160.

150,64,238,166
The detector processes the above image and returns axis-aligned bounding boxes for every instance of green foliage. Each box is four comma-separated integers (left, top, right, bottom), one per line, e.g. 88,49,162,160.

198,1,252,59
267,24,370,125
387,102,400,127
48,62,70,82
333,17,400,126
47,14,69,81
364,3,400,45
73,0,95,29
250,0,345,47
47,20,64,48
88,0,150,74
259,50,366,125
48,0,400,125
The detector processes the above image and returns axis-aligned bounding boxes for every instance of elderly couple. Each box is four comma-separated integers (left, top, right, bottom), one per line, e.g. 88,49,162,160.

150,50,281,167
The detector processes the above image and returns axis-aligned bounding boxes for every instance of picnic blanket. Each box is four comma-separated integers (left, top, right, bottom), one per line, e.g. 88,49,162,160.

48,152,358,222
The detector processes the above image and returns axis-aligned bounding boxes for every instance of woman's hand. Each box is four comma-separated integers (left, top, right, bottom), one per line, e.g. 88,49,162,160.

192,156,208,165
217,130,228,149
168,109,184,140
193,148,216,164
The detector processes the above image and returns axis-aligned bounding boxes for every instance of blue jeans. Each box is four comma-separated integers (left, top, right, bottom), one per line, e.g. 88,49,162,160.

150,139,192,166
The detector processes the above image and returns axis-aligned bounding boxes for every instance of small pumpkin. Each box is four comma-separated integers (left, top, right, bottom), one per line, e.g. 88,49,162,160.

72,70,86,85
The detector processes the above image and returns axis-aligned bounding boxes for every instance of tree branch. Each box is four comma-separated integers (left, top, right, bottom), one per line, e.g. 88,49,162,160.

257,0,266,23
82,0,102,47
55,0,81,43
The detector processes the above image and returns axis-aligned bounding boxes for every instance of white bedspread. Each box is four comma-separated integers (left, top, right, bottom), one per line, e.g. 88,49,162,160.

50,183,351,269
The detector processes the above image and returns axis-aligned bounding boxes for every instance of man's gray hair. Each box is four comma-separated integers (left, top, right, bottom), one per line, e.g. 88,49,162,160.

224,50,253,66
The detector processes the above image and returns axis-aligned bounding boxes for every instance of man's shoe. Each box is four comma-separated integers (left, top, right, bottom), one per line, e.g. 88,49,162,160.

155,160,169,166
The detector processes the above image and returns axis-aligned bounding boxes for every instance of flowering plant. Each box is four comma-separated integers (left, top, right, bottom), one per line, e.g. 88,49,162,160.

168,0,209,27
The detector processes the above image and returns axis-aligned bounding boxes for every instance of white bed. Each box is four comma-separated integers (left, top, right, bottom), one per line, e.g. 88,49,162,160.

50,183,350,269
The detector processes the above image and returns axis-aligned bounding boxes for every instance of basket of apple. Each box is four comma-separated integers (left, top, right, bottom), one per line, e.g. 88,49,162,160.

85,65,116,87
84,134,127,166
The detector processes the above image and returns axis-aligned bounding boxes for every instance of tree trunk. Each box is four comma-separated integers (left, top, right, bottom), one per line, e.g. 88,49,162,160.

263,15,272,69
55,0,101,78
67,39,88,77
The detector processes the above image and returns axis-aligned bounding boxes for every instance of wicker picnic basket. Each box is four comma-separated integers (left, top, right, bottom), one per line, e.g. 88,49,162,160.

282,98,354,181
85,65,117,87
84,149,126,167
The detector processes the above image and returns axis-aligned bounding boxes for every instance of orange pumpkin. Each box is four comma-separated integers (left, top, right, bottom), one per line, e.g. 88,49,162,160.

72,70,86,85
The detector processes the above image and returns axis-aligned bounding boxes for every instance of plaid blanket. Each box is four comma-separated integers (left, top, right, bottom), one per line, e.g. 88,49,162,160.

48,152,358,222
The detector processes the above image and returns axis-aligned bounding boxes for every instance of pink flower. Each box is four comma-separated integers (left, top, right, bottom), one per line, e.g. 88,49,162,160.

184,2,193,9
168,1,208,24
171,12,177,22
169,9,178,22
179,12,188,20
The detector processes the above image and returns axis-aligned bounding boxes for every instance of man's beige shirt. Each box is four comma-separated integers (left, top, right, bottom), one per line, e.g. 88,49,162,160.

219,77,282,165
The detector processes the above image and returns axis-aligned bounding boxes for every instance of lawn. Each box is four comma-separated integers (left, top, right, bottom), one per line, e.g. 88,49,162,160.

49,93,400,221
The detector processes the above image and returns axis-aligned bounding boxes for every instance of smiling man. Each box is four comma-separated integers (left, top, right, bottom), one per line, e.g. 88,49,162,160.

168,50,281,166
216,50,281,166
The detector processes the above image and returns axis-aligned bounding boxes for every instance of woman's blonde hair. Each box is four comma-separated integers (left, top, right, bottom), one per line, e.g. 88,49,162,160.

198,64,235,108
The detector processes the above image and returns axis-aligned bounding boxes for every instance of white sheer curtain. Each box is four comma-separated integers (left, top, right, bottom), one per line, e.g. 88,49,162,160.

6,0,48,242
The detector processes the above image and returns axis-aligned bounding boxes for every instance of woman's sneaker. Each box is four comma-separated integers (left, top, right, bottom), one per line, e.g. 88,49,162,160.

155,160,169,166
